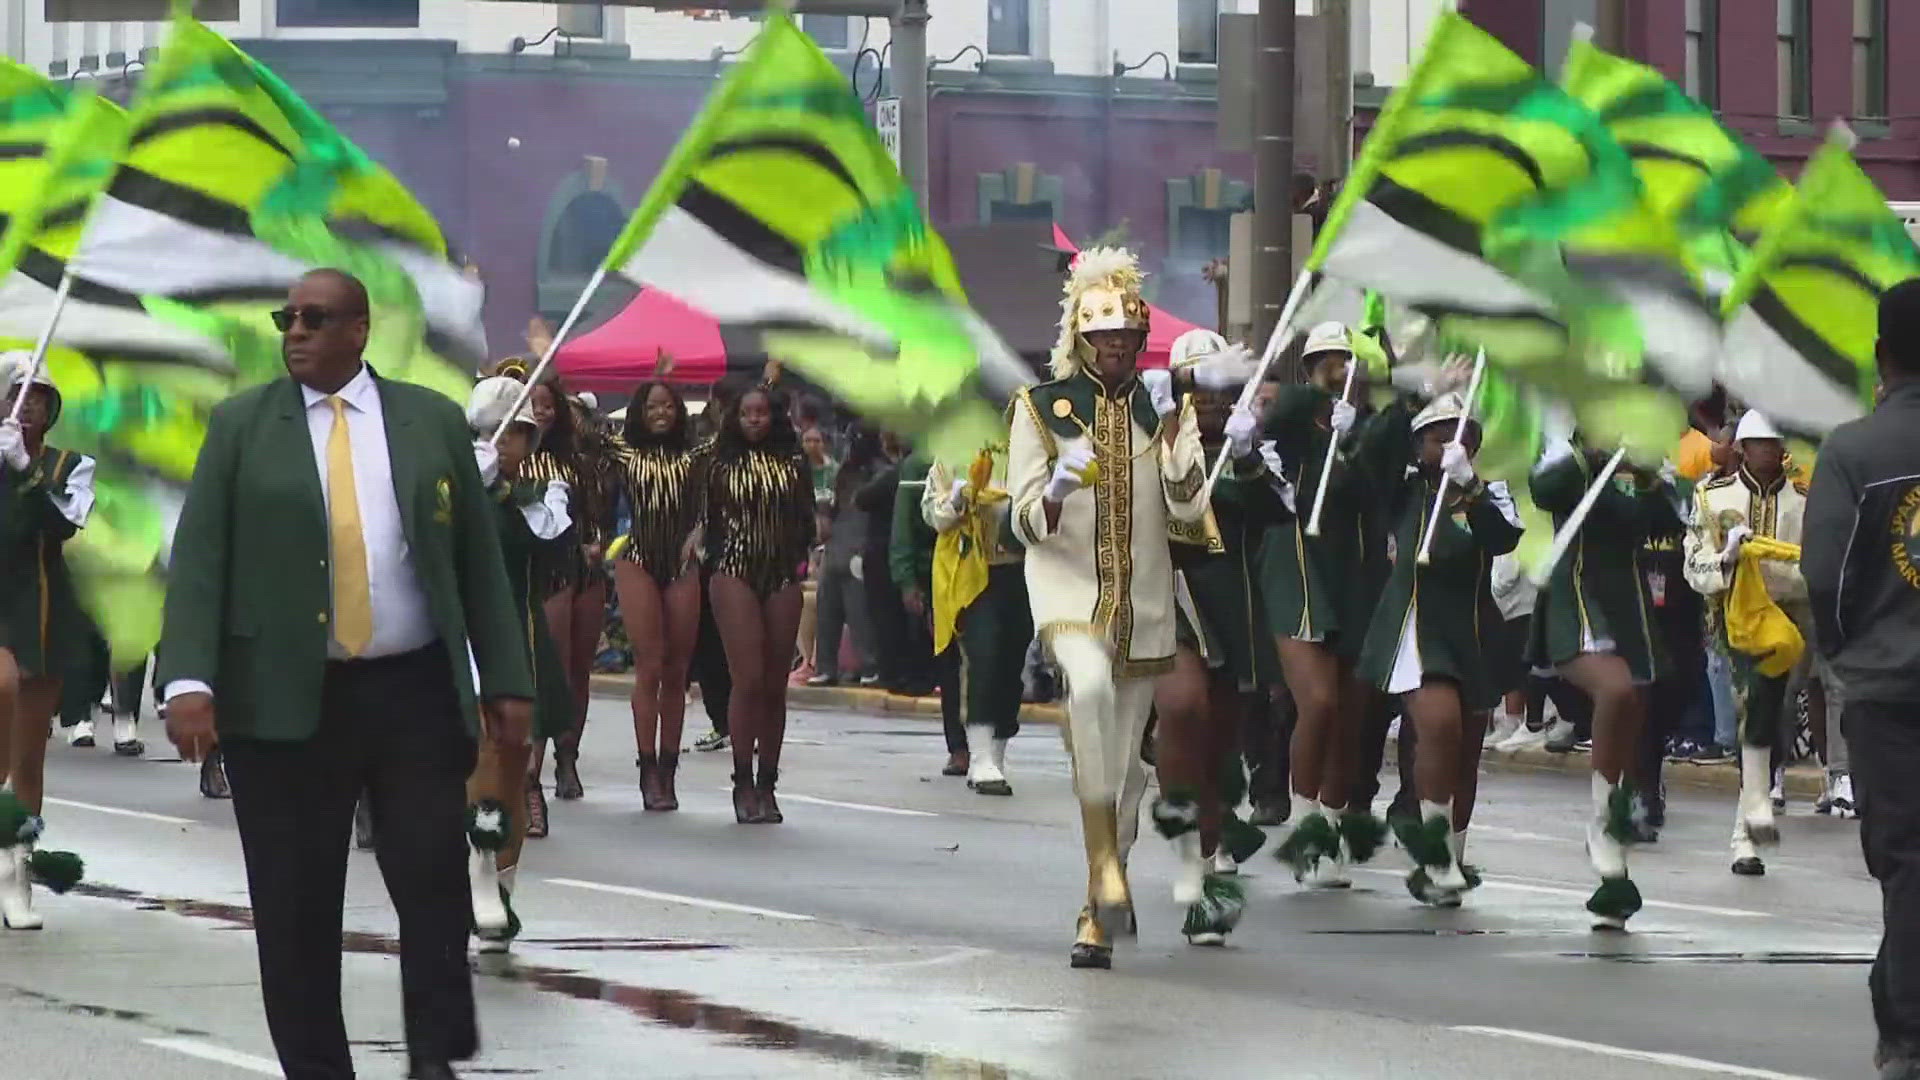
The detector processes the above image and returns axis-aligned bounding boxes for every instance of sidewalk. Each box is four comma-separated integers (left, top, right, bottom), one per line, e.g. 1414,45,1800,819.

588,673,1829,799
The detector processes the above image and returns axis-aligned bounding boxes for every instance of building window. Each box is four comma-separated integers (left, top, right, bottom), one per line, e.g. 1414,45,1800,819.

558,4,604,39
1776,0,1810,119
1854,0,1887,118
276,0,419,28
801,14,850,51
1178,0,1220,65
1684,0,1718,109
546,192,625,276
987,0,1030,57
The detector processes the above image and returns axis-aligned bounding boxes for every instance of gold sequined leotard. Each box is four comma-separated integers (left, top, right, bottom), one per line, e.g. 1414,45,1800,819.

705,444,814,597
618,439,707,585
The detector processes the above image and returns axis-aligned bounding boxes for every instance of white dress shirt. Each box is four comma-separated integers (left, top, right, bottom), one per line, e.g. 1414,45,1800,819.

165,365,434,703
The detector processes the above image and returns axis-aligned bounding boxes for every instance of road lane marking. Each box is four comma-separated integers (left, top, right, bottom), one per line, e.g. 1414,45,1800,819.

45,798,196,826
711,789,936,817
143,1038,282,1076
1450,1026,1820,1079
1351,868,1768,918
544,878,816,922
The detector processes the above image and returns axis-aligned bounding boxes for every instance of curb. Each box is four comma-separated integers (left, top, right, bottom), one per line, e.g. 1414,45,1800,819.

587,673,1828,799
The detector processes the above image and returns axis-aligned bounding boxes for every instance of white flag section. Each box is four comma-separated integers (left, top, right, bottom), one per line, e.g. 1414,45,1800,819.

69,194,489,364
1720,305,1866,438
0,269,232,369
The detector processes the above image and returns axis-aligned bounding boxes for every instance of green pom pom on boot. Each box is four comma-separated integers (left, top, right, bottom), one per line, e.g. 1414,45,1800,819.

28,850,84,894
1275,811,1338,881
1151,792,1200,840
1392,814,1452,871
465,799,512,852
1604,781,1645,847
1586,876,1643,930
1338,809,1389,865
0,793,30,845
1222,814,1268,863
1182,873,1247,944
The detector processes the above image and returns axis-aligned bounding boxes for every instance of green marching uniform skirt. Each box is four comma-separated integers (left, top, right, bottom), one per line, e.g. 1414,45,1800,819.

1356,476,1524,713
1255,384,1373,660
1524,452,1681,684
0,447,89,680
1176,448,1287,690
496,481,573,739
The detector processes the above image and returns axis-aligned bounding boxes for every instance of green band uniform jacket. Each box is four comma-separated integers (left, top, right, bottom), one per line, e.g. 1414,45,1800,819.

1256,383,1371,659
0,445,94,679
1525,448,1681,683
1173,437,1289,691
157,374,534,742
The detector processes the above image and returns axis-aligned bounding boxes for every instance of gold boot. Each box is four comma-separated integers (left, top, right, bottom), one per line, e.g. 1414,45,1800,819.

1069,905,1112,969
1080,801,1131,932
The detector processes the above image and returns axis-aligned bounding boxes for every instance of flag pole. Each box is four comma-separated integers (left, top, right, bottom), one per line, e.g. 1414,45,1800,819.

1304,353,1358,538
1528,445,1629,587
1202,267,1313,500
8,270,74,422
488,265,606,448
1414,348,1486,566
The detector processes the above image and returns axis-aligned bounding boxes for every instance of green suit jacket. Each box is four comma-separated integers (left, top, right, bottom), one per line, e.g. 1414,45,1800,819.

157,372,535,742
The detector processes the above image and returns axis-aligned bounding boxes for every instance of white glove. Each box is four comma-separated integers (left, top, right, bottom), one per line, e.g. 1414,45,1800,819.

1441,441,1475,487
947,478,969,512
1720,524,1752,565
0,419,27,472
1190,350,1256,391
472,440,500,486
1329,399,1357,437
1141,369,1177,418
850,553,865,582
1224,405,1258,459
1045,445,1096,503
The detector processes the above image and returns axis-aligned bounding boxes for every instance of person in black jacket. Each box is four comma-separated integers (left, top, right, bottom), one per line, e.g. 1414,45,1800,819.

1804,278,1920,1080
854,430,932,695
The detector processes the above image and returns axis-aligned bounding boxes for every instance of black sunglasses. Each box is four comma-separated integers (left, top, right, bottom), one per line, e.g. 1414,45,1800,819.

271,305,340,333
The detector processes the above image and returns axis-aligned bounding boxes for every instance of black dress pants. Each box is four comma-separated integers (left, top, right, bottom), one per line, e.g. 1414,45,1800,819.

222,644,479,1079
692,568,731,735
1846,700,1920,1063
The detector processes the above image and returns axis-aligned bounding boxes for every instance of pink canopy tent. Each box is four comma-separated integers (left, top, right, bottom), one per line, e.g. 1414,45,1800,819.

557,287,730,393
554,225,1206,392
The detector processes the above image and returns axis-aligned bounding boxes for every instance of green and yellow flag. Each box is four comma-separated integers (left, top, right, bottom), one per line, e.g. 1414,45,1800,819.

1721,136,1917,436
1557,36,1790,293
595,11,1027,465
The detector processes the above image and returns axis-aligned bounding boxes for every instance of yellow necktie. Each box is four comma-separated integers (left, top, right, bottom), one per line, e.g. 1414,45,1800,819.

326,396,373,656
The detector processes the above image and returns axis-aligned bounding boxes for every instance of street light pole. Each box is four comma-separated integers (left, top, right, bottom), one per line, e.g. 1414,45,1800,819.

892,0,930,201
1253,0,1296,347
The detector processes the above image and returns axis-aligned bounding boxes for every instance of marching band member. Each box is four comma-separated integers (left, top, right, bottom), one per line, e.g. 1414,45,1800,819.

0,355,92,929
1007,249,1208,969
464,378,574,953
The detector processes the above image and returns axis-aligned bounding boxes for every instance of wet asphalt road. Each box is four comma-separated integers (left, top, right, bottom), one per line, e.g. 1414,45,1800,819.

2,697,1881,1079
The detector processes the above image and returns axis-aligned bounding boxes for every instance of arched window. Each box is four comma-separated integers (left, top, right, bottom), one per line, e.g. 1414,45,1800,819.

537,167,628,322
545,191,625,275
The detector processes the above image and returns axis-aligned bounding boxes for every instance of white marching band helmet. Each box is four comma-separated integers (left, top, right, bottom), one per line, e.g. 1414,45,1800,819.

1734,409,1782,443
467,375,538,437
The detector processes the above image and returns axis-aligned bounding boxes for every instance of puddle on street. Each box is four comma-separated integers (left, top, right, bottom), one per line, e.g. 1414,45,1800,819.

70,882,1021,1078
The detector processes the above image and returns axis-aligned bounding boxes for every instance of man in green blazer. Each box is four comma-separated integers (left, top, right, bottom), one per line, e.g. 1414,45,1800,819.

161,269,532,1080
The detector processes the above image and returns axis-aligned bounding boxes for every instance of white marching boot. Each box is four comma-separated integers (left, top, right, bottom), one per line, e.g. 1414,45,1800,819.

1585,774,1641,932
1213,846,1238,875
112,716,145,757
1738,746,1780,846
966,729,1012,796
478,866,518,955
470,845,508,937
1730,816,1766,876
1,846,43,930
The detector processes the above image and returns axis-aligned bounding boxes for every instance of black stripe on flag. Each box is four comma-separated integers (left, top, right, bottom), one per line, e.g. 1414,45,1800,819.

0,142,46,161
18,246,149,311
1389,131,1548,192
1747,281,1869,392
677,180,807,278
1367,176,1486,259
705,136,865,202
130,107,294,162
108,166,255,237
